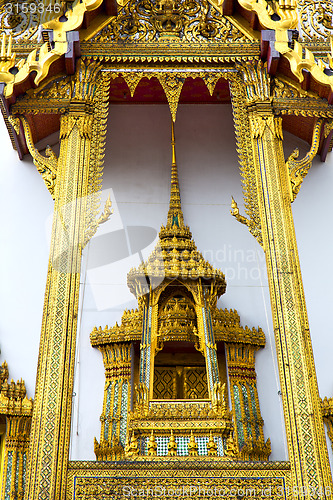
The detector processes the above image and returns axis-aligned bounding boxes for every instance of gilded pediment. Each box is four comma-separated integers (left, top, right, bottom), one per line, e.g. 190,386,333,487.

92,0,253,44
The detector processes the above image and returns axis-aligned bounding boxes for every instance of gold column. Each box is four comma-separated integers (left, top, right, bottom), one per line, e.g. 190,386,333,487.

24,60,105,500
231,62,332,498
93,343,132,461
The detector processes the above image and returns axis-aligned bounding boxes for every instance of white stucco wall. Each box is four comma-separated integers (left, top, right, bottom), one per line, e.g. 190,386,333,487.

0,103,332,467
0,124,53,395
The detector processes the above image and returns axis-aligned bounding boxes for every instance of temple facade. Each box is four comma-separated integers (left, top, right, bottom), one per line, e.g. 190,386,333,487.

0,0,333,499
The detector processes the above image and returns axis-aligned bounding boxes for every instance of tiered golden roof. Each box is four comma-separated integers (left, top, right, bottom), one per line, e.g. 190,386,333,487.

127,122,226,297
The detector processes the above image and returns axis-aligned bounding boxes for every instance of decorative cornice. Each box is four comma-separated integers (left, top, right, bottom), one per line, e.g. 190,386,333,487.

67,458,292,469
90,305,265,346
80,41,261,60
272,97,333,117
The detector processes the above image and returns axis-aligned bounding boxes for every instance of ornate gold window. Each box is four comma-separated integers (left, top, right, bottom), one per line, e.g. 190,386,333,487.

91,125,269,460
153,294,209,400
153,344,209,399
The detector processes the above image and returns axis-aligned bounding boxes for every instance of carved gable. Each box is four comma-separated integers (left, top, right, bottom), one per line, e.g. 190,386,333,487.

92,0,252,43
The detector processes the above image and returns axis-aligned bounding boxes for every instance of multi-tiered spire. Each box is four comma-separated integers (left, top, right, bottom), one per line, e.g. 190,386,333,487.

165,121,184,230
127,122,226,297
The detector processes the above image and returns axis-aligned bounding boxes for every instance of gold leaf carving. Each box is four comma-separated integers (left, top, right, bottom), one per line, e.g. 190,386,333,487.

93,0,247,44
200,73,221,96
157,73,185,121
122,72,146,97
10,114,58,199
298,0,333,42
286,118,323,201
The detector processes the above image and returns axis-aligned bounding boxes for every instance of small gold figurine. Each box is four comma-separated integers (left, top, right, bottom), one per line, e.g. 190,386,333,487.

126,431,139,458
207,431,217,456
147,430,157,456
168,430,177,456
224,432,237,459
188,430,198,456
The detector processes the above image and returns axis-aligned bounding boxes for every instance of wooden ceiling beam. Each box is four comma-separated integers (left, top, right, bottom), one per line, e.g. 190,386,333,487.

222,0,234,16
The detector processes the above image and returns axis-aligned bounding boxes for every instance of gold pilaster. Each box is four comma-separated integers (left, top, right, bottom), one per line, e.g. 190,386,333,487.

231,62,332,498
23,60,110,500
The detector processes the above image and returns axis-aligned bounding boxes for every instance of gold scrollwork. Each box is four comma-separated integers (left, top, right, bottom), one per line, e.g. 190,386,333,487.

157,73,185,122
67,465,291,500
286,118,324,201
83,195,113,248
229,71,263,247
0,0,44,41
93,0,247,44
9,114,58,199
0,0,104,97
298,0,333,42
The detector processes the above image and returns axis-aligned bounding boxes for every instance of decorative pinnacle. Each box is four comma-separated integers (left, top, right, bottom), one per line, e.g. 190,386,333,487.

171,118,176,167
166,120,184,229
0,34,16,84
0,33,12,59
